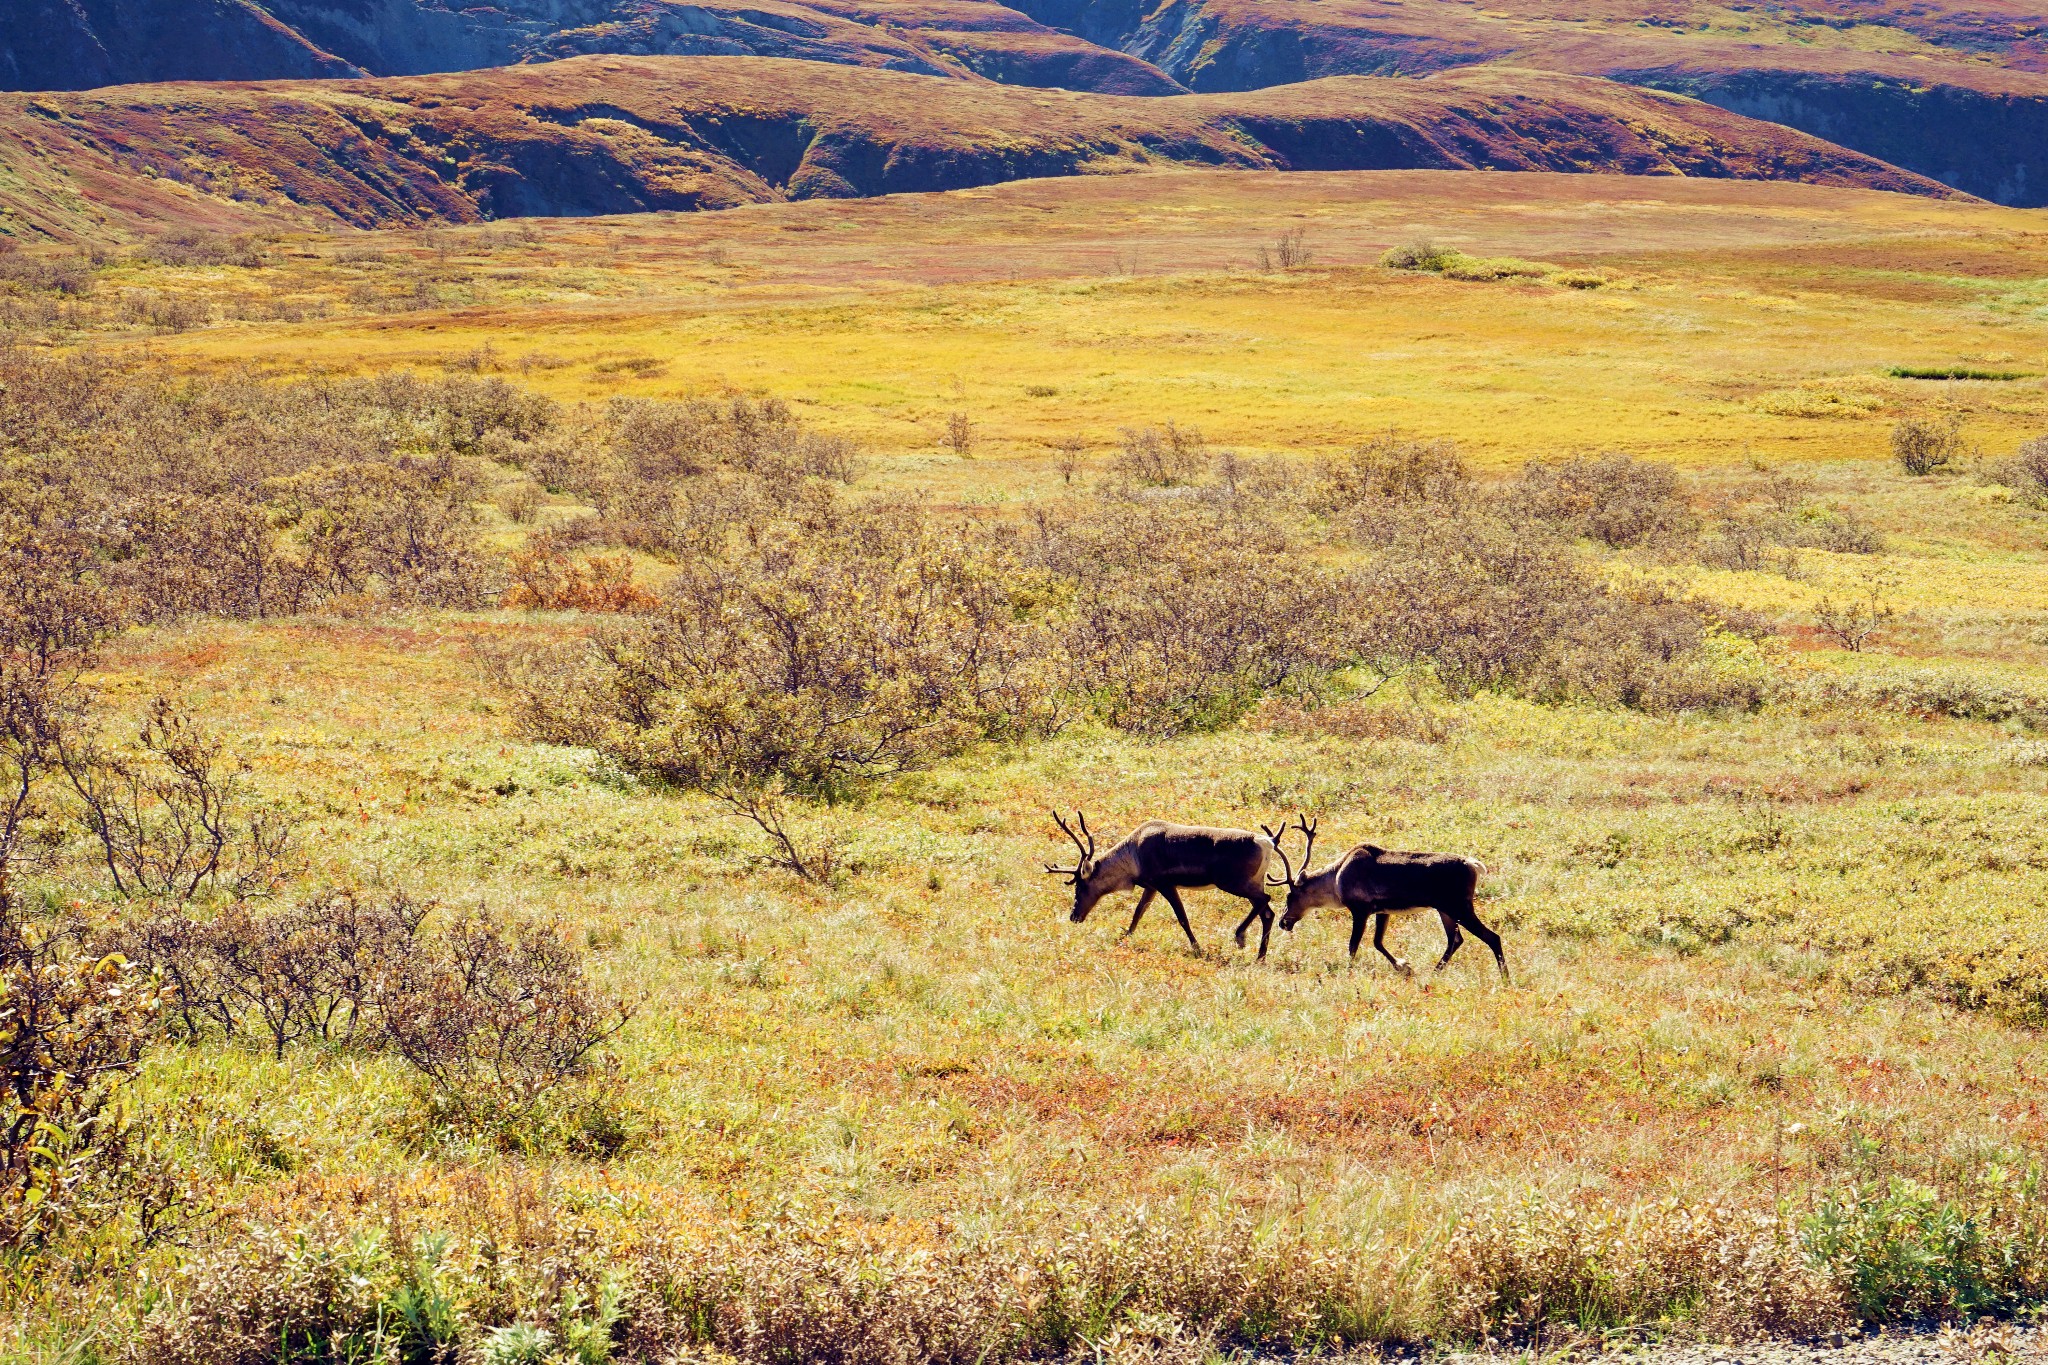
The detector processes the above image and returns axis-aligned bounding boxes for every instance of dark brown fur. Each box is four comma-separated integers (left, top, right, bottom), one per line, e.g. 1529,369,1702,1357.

1279,843,1508,980
1048,814,1282,959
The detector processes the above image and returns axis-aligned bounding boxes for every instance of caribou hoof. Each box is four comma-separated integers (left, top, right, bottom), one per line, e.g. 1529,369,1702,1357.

1396,959,1415,977
1233,926,1248,948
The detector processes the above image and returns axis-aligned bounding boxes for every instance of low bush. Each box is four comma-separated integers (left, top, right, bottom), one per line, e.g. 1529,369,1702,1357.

1113,424,1206,487
382,909,633,1151
60,696,301,901
1442,1194,1847,1343
1793,667,2048,729
1892,415,1968,476
0,905,167,1254
503,542,659,613
1380,240,1458,272
1994,436,2048,507
1310,432,1470,511
1514,453,1698,549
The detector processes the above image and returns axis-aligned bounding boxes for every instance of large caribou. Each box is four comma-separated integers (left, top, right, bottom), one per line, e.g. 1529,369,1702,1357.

1044,811,1284,959
1270,816,1509,981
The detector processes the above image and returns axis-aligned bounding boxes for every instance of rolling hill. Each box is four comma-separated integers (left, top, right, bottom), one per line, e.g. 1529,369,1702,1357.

0,55,1960,241
6,0,2048,202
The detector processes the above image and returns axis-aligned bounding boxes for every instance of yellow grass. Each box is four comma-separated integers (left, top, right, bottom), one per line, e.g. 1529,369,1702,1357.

14,169,2048,1352
117,170,2048,488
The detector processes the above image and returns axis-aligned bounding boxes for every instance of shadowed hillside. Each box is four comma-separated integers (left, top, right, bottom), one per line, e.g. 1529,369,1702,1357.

0,55,1959,241
10,0,2048,203
12,0,2048,202
1007,0,2048,203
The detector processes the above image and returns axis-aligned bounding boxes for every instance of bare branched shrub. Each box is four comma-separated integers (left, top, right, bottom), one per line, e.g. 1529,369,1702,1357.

1892,414,1968,476
1114,424,1205,487
945,410,975,459
0,513,123,910
118,891,430,1052
61,696,301,901
1257,227,1311,271
382,909,631,1145
1514,453,1698,549
1312,433,1470,511
1051,435,1087,485
503,541,658,613
1812,566,1897,653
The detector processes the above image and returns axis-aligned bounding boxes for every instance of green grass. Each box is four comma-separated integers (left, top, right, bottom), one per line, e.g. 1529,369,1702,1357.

1887,365,2036,380
12,173,2048,1355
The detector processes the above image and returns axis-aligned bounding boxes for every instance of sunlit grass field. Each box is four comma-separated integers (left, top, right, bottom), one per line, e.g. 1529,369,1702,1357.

15,169,2048,1352
119,170,2048,480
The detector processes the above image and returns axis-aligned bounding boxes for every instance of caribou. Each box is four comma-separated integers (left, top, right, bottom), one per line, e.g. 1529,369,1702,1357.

1044,811,1284,959
1270,816,1509,981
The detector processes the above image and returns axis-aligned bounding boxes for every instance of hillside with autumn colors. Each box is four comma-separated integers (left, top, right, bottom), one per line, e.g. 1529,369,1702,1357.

0,55,1960,241
8,0,2048,202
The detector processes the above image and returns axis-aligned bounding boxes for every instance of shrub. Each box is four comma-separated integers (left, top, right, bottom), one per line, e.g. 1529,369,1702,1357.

1995,436,2048,507
510,495,1061,878
381,909,632,1148
1892,414,1968,476
1347,505,1766,711
0,905,166,1252
60,696,301,901
1441,1194,1847,1343
120,890,430,1054
503,542,658,613
1038,498,1352,735
1256,227,1310,271
1513,453,1698,549
1380,240,1457,272
1113,424,1206,487
1311,432,1470,511
1801,1165,2048,1322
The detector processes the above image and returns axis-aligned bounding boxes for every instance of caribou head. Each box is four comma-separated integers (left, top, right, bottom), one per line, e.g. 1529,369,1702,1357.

1269,814,1321,930
1044,809,1108,922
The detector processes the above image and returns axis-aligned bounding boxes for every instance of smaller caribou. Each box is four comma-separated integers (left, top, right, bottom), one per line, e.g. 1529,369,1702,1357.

1045,811,1284,959
1271,817,1509,981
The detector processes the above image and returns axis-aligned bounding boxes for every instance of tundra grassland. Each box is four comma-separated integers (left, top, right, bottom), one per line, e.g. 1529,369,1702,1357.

6,171,2048,1362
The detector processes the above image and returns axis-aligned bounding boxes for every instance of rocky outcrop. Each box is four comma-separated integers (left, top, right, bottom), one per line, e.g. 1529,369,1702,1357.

0,56,1963,242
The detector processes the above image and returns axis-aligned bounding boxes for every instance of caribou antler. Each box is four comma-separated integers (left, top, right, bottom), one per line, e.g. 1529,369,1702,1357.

1292,813,1318,878
1044,809,1096,882
1260,817,1298,887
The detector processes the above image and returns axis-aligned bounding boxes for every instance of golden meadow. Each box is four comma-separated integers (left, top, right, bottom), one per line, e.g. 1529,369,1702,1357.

3,169,2048,1362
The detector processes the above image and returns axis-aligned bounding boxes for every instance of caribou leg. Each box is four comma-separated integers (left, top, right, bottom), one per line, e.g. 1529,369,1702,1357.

1347,909,1370,961
1372,915,1413,975
1434,909,1464,970
1234,894,1274,960
1453,904,1510,982
1159,886,1200,954
1123,887,1158,939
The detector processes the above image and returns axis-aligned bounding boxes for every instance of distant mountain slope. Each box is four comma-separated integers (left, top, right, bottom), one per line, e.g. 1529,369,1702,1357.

0,0,360,89
7,0,2046,203
0,55,1959,242
1005,0,2048,203
0,0,1187,96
